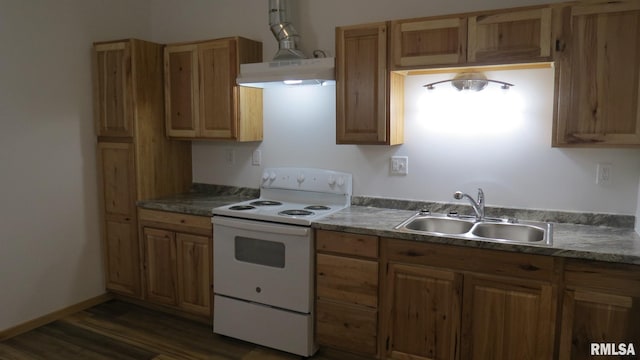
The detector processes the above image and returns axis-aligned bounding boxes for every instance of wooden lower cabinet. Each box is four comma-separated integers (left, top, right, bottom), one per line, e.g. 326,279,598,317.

314,233,639,359
461,275,555,360
381,238,557,360
316,299,378,356
176,232,211,316
382,263,462,360
139,208,213,319
104,217,139,296
559,260,640,359
143,228,177,306
315,230,379,357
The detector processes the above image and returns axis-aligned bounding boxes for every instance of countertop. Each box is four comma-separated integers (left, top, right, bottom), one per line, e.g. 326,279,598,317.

137,190,640,266
313,206,640,266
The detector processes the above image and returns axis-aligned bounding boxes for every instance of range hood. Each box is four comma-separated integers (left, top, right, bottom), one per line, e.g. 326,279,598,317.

237,57,335,88
236,0,335,88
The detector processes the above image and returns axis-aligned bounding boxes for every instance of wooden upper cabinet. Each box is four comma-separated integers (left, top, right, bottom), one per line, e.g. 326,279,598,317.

390,6,552,69
93,42,133,137
468,7,552,63
165,44,198,138
336,23,404,145
391,16,467,68
553,0,640,147
164,37,263,141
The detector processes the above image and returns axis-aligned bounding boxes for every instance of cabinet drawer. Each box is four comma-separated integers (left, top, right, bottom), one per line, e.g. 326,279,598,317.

316,299,377,356
316,230,378,258
138,208,212,232
317,254,378,308
384,238,555,282
564,259,640,296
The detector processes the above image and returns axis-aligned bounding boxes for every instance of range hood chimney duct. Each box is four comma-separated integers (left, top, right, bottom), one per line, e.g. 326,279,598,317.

269,0,306,60
235,0,335,87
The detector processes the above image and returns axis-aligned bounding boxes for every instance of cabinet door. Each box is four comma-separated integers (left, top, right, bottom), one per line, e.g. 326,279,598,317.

143,228,177,306
337,23,402,145
461,275,555,360
176,233,212,316
554,1,640,146
165,44,199,138
104,218,140,296
468,7,552,63
97,142,135,217
199,40,238,139
316,299,378,356
317,253,378,308
382,263,462,360
98,142,141,296
391,16,467,68
559,289,640,359
93,42,133,137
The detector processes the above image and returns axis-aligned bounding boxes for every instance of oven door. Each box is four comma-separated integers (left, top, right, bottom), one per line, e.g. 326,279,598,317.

212,216,313,313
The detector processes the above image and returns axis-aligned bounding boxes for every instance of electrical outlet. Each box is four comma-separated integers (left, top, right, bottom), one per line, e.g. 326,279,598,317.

390,156,409,175
596,163,612,185
224,149,235,165
252,150,262,166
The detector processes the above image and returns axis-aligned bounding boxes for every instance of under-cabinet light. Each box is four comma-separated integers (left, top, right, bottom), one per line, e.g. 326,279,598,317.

423,72,514,91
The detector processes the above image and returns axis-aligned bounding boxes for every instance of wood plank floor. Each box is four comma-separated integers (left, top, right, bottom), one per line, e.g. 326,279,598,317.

0,300,374,360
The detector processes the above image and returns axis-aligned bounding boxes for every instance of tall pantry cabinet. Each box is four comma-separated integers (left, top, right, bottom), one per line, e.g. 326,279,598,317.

93,39,192,297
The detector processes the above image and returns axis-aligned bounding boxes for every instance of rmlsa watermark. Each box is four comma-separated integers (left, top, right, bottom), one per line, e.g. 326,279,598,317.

591,343,636,356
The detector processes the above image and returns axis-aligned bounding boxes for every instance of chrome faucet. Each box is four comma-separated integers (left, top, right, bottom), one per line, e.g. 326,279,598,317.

453,188,485,221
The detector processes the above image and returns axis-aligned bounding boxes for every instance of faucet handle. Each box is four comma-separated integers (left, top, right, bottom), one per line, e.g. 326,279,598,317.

477,188,484,204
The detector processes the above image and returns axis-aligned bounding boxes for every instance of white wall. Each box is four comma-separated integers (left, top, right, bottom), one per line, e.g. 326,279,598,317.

191,69,640,215
148,0,640,216
0,1,151,331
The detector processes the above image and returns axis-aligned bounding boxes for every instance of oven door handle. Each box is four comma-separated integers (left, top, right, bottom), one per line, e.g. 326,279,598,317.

212,216,311,237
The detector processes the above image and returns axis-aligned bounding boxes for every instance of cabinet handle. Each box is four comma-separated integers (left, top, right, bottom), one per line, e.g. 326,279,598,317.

555,39,566,52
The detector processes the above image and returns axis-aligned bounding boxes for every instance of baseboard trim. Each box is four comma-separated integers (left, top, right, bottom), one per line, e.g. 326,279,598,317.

0,293,113,341
112,294,212,326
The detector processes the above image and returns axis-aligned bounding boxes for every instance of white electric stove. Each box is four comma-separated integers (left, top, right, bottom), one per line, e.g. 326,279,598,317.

211,168,352,357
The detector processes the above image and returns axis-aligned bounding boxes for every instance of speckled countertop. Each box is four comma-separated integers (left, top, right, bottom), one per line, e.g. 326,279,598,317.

136,184,258,217
137,185,640,266
313,206,640,266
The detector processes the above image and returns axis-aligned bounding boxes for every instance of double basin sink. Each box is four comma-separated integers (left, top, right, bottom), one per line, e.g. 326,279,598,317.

394,211,553,246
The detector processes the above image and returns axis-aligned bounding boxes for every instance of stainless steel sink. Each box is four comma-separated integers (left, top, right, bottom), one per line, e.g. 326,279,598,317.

471,222,546,243
403,216,474,234
395,212,553,246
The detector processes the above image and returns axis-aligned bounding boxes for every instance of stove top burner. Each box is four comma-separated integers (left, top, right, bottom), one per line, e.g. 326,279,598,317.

229,205,256,211
250,200,283,206
279,209,314,216
304,205,331,211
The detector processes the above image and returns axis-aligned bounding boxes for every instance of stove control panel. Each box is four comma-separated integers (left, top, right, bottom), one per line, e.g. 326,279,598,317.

261,168,352,195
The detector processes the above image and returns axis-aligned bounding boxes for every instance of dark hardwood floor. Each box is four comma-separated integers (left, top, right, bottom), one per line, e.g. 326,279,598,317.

0,300,373,360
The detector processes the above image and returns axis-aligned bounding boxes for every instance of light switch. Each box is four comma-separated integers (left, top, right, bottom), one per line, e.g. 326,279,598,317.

390,156,409,175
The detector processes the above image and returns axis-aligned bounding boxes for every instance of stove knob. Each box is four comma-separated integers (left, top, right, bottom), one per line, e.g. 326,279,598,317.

262,172,270,182
269,172,277,181
297,173,305,184
337,176,345,187
328,175,336,186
